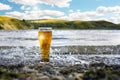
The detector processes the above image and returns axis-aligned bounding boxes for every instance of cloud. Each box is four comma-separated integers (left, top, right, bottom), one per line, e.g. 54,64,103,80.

96,6,120,23
5,4,120,23
9,0,71,8
97,6,120,13
107,13,120,24
39,0,71,8
6,8,64,20
60,10,103,21
60,6,120,23
0,3,12,10
9,0,39,6
21,6,31,11
69,9,74,13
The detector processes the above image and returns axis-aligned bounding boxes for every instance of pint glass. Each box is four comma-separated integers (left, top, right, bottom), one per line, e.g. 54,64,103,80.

38,27,52,62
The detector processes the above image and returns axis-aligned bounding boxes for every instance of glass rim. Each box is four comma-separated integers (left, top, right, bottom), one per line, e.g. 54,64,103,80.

39,27,52,31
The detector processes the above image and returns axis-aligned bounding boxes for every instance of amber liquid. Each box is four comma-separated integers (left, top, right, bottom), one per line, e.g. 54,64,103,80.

38,31,52,62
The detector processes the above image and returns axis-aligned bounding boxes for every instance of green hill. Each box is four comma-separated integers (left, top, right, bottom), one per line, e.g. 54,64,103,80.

0,16,32,30
0,15,120,30
31,19,120,29
30,19,69,29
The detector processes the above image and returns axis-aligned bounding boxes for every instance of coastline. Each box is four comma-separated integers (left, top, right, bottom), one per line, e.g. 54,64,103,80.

0,62,120,80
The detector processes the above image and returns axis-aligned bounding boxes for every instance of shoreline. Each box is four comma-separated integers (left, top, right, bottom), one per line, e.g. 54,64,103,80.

0,62,120,80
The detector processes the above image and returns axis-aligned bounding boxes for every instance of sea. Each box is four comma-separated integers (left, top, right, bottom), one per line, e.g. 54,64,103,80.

0,30,120,66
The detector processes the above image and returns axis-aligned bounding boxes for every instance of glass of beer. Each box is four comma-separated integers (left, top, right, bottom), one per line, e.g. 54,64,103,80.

38,27,52,62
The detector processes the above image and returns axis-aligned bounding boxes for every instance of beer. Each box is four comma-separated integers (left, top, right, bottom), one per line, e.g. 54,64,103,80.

38,27,52,62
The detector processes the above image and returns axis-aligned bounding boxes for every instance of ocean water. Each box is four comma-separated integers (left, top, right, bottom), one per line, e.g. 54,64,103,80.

0,30,120,46
0,30,120,66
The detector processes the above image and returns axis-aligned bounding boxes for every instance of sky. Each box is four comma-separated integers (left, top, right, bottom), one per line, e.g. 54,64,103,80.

0,0,120,24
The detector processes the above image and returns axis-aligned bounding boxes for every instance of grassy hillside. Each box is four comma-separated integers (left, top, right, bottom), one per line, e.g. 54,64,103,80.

31,19,120,29
0,16,32,30
0,15,120,30
30,19,69,29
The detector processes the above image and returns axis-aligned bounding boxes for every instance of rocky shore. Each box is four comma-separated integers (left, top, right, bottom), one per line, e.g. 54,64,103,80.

0,62,120,80
0,46,120,80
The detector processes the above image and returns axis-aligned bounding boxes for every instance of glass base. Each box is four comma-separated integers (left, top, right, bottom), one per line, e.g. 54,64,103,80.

41,59,49,62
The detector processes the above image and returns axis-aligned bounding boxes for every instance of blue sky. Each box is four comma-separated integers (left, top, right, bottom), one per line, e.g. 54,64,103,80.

0,0,120,23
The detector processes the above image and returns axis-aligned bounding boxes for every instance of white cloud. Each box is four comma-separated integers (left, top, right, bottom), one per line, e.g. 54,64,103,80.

96,6,120,23
0,3,12,10
42,16,54,19
6,11,30,19
10,0,39,6
42,10,64,16
97,6,120,13
21,6,31,11
10,0,71,7
60,10,103,21
60,6,120,23
5,4,120,23
6,9,64,20
40,0,71,8
69,9,74,13
107,13,120,24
